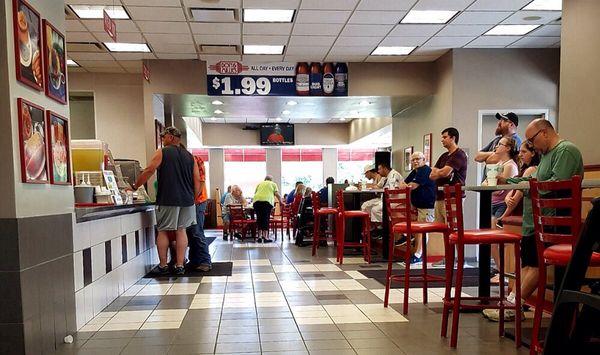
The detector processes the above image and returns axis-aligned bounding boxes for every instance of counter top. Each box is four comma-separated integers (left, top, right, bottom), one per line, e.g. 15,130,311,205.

75,203,155,223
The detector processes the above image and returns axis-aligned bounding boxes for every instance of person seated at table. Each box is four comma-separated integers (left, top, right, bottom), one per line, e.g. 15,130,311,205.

363,164,384,189
286,181,303,204
318,177,335,205
223,185,246,240
362,162,403,237
399,151,436,264
295,187,314,246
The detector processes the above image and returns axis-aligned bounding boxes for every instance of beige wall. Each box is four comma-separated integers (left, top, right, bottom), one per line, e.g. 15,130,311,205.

69,72,146,165
559,0,600,164
349,62,435,96
69,96,95,139
1,0,72,218
349,116,392,143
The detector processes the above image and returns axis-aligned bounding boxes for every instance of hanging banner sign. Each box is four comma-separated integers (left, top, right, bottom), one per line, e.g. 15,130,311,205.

207,61,296,96
103,10,117,42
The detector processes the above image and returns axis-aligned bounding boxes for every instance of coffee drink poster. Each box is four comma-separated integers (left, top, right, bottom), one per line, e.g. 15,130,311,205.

43,20,67,103
13,0,43,90
18,98,49,183
47,111,71,184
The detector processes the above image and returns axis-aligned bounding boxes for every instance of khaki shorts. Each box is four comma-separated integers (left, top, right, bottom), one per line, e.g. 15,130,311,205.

417,208,435,223
156,205,196,231
434,200,446,224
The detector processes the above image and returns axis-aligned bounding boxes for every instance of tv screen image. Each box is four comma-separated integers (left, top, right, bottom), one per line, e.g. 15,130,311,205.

260,123,294,145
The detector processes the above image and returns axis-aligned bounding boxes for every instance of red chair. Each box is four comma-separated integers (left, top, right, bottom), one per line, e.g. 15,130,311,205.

528,176,600,354
311,191,338,256
384,187,449,314
269,202,286,241
335,190,371,264
441,184,522,348
228,204,256,241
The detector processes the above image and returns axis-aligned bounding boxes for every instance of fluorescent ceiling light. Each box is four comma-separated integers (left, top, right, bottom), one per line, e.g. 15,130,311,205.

282,110,291,115
485,24,540,36
275,117,282,121
286,100,297,106
339,118,346,121
210,117,217,121
104,42,150,52
243,45,284,55
243,9,294,22
523,0,562,11
69,5,129,19
67,59,79,67
359,100,370,106
214,109,223,114
401,10,457,24
371,46,415,56
212,100,223,105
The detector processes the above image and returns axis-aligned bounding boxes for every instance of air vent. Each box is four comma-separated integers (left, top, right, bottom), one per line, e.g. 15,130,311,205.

200,44,239,55
66,42,105,52
190,8,237,22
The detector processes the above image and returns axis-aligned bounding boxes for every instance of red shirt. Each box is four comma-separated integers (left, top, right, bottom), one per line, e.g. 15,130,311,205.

194,155,208,204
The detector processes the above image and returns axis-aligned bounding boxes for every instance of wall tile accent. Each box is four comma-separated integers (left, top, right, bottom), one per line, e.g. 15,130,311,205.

121,235,128,264
73,251,84,291
105,241,112,273
82,248,92,287
135,231,140,256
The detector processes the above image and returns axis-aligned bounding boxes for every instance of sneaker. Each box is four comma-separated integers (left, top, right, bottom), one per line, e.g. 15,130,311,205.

195,264,212,272
432,259,445,267
173,265,185,275
263,238,274,243
256,237,263,243
410,256,422,264
151,264,169,276
482,308,524,322
234,233,242,240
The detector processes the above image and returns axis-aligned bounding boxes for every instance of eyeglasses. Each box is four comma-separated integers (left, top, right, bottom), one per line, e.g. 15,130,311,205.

526,129,544,145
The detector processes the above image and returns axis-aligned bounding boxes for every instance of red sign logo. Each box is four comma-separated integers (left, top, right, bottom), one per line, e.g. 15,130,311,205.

208,61,249,74
103,10,117,42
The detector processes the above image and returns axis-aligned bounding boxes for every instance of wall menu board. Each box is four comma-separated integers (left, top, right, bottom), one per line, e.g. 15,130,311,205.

206,61,348,97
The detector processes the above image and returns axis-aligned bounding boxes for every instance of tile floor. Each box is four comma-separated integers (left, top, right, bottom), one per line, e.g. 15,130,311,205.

57,230,530,355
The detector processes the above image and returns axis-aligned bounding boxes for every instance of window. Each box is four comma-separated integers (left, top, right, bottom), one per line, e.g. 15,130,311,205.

190,148,210,196
337,148,375,184
224,148,266,199
281,148,323,196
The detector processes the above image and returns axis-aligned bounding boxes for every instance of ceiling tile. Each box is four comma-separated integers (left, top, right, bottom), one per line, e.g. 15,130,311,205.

127,6,186,21
81,20,139,32
117,60,142,68
412,0,473,11
293,23,344,36
340,24,394,37
467,0,531,11
403,55,440,62
190,23,241,35
324,54,367,62
125,66,143,74
150,43,197,53
529,24,561,37
284,55,325,62
144,33,194,44
224,117,247,123
389,24,444,37
295,10,351,24
122,0,181,6
437,25,494,37
243,23,293,35
285,46,330,56
335,36,381,46
137,21,190,34
329,46,375,55
86,67,126,73
69,52,114,61
182,0,241,8
194,34,241,45
93,32,146,43
464,44,506,48
364,55,407,62
243,54,284,62
501,11,562,25
244,0,300,8
111,53,156,60
468,35,520,46
450,11,512,25
380,36,430,46
288,118,311,123
300,0,360,10
288,36,337,46
357,0,417,11
200,54,242,61
348,11,406,25
242,35,289,45
66,32,95,42
155,53,199,59
412,46,450,56
509,36,560,48
424,36,474,47
66,20,86,32
77,60,120,68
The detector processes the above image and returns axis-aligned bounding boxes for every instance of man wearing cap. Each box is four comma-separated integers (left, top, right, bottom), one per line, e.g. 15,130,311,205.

133,126,200,276
475,112,522,164
364,163,384,189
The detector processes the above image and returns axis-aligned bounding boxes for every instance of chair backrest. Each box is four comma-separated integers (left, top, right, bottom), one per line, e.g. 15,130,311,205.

443,184,464,239
310,191,321,212
336,189,345,213
384,187,412,233
530,175,582,246
228,204,245,222
291,193,303,215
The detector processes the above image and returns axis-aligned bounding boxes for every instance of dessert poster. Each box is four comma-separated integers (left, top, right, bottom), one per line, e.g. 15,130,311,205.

43,20,67,104
18,98,49,183
47,111,71,184
13,0,43,90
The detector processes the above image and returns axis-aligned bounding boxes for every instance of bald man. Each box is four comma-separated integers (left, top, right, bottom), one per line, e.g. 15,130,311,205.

484,119,584,322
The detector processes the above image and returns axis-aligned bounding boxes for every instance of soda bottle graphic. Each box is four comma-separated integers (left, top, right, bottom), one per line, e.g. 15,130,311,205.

334,62,348,96
295,62,309,96
322,63,334,96
309,62,323,96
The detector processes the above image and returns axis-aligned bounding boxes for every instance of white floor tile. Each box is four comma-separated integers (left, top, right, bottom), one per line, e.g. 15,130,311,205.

344,271,368,279
314,264,342,272
331,279,366,291
140,321,182,330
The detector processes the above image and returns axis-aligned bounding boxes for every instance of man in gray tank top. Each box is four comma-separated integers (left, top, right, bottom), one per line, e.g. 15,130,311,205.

133,127,200,275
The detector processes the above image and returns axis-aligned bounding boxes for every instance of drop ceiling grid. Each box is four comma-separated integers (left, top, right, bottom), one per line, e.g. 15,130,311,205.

63,0,562,73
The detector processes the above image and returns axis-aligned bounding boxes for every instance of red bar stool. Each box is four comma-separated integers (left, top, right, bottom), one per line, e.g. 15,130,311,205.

335,190,371,265
383,187,450,314
310,191,339,256
528,176,600,354
441,184,522,348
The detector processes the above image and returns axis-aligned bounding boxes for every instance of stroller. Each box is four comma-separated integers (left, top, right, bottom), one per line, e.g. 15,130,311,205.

294,194,314,247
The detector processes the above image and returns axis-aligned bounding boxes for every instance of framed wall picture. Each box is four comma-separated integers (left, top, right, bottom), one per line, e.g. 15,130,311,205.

423,133,432,166
403,146,413,172
46,111,71,184
18,98,49,183
13,0,43,91
43,20,67,104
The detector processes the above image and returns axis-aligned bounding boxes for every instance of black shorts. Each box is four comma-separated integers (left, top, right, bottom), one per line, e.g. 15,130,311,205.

253,201,273,230
521,234,538,267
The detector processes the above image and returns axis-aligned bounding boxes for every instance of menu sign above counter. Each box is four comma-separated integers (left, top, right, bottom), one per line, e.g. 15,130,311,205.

206,61,348,96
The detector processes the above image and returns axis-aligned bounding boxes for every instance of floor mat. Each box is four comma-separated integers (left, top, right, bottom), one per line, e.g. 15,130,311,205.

143,261,233,278
358,267,480,288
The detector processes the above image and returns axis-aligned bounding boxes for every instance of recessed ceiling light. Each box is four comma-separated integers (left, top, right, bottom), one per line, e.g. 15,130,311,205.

282,110,291,115
401,10,458,24
371,46,415,56
243,45,284,55
214,109,223,114
523,0,562,11
69,5,129,19
485,24,540,36
243,9,294,22
359,100,370,106
275,117,282,122
212,100,223,105
104,42,150,52
339,118,346,121
287,100,297,106
67,59,79,67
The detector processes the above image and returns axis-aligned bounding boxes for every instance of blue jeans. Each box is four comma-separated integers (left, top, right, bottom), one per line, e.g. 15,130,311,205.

186,201,211,266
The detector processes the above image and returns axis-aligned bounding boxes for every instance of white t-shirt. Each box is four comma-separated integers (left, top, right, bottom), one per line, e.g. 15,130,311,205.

383,169,403,190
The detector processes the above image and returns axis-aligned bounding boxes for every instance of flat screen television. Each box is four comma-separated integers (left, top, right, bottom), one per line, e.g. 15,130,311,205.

260,123,294,146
